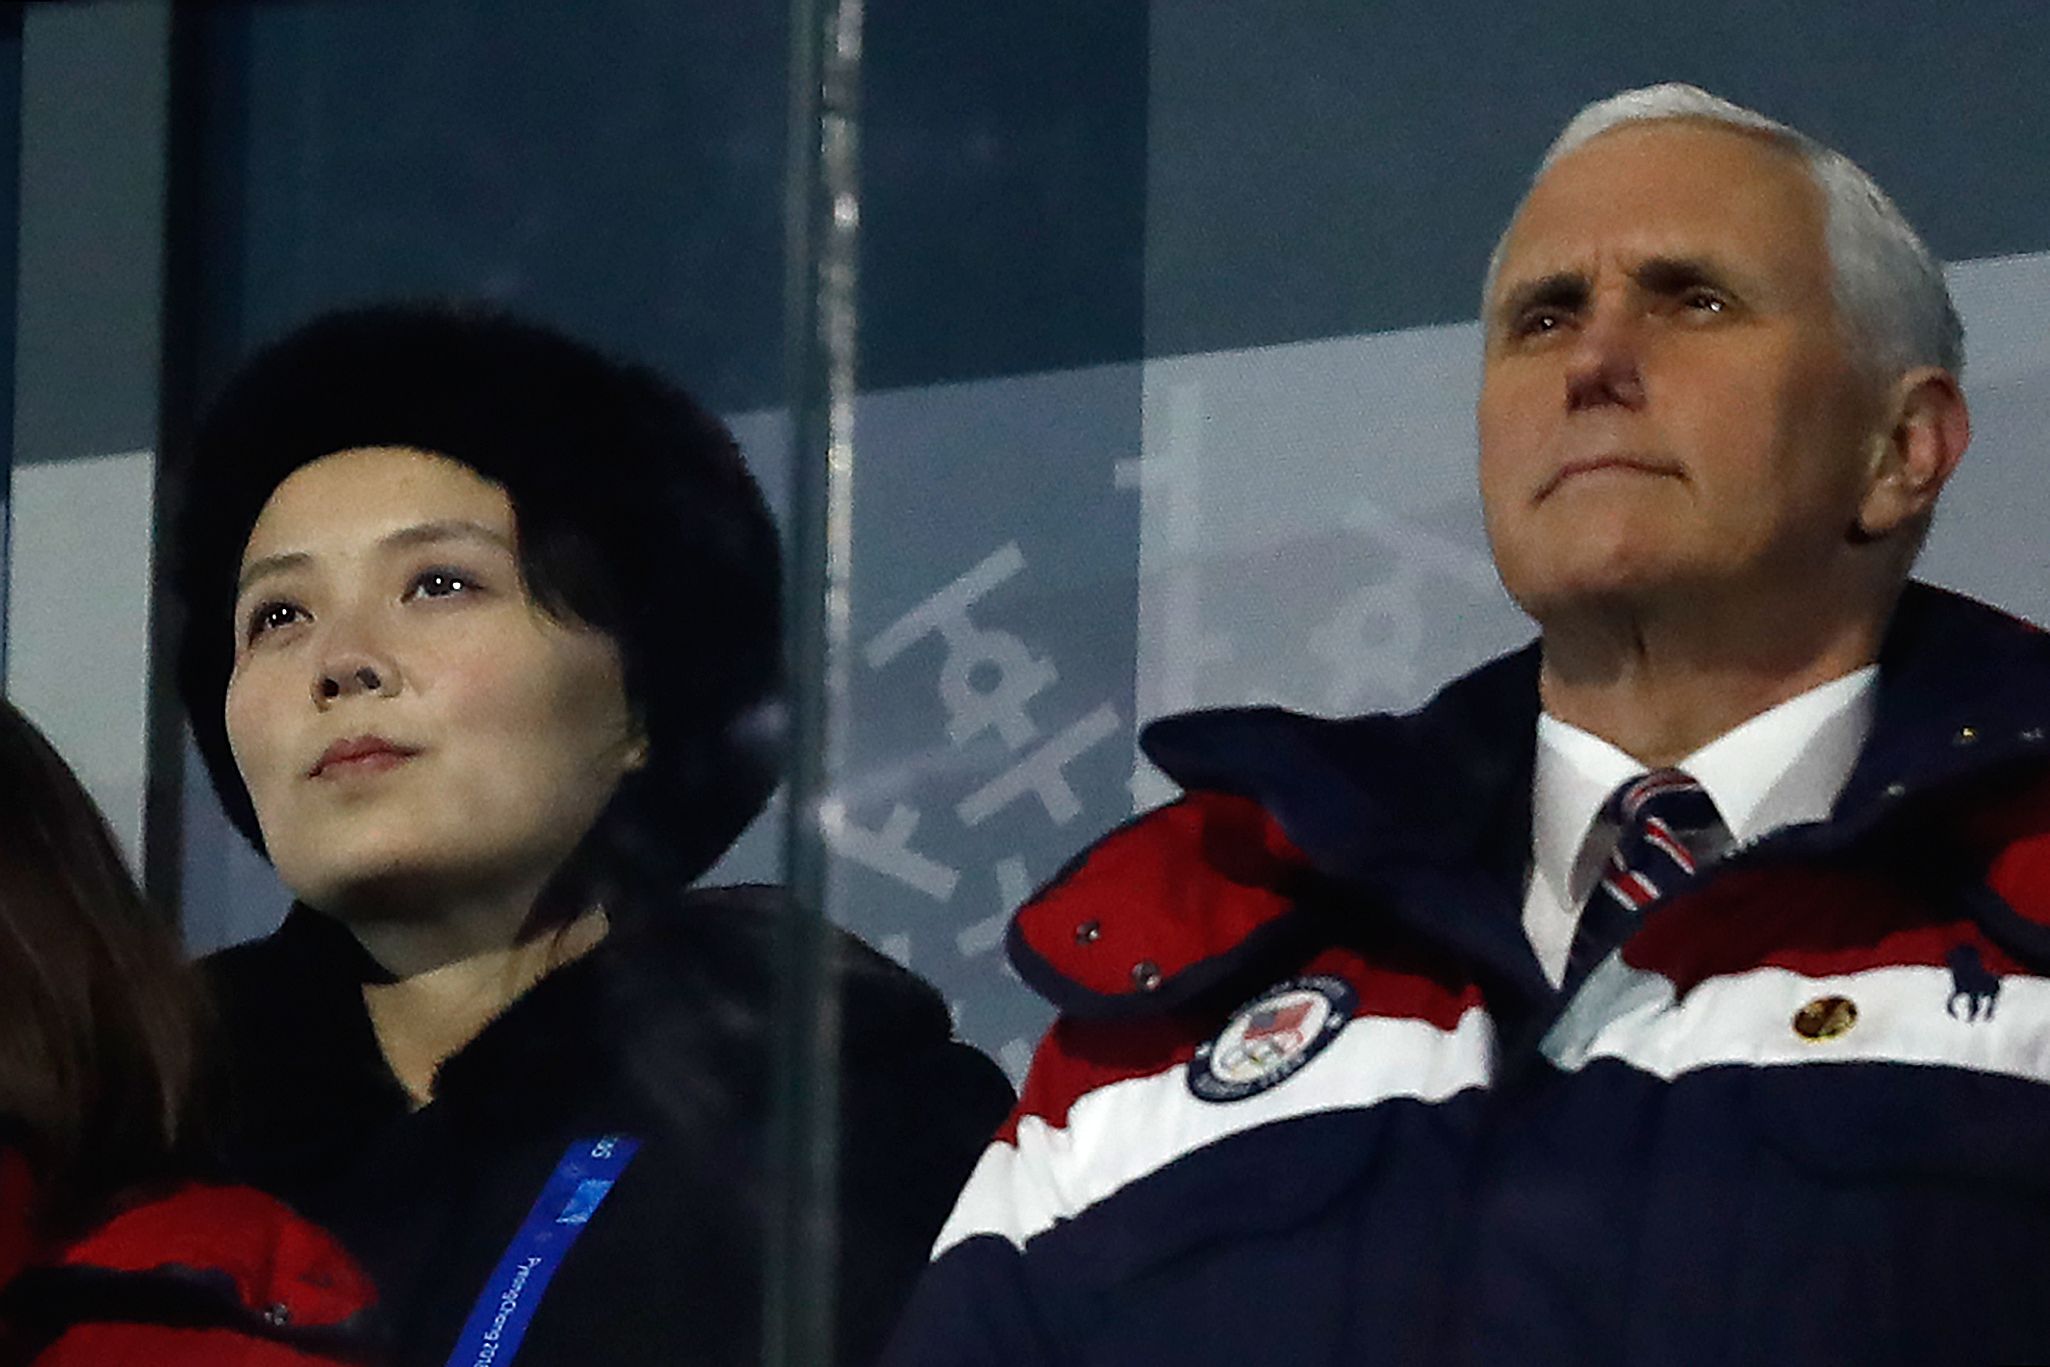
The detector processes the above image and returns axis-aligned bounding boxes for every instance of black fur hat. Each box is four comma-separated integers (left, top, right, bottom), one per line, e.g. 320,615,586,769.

168,302,784,901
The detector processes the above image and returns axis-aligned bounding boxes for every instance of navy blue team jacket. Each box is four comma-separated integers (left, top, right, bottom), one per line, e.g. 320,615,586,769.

884,583,2050,1366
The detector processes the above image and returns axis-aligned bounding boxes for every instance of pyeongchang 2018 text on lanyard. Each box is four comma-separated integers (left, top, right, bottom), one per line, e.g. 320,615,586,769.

444,1135,642,1367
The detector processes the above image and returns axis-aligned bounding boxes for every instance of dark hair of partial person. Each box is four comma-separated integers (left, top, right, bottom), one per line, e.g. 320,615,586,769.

0,698,203,1238
168,302,785,920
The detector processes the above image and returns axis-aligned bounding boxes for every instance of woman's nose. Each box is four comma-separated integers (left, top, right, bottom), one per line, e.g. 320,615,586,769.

312,634,401,706
315,662,391,702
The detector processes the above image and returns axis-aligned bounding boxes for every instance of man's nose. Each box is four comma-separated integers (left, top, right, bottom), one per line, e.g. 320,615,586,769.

1564,304,1647,412
311,617,401,706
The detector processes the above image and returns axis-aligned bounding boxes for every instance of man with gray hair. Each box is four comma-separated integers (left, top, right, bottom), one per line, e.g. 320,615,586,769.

886,86,2050,1365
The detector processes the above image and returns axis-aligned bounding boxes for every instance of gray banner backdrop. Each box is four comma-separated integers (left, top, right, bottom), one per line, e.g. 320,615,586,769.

161,3,2050,1085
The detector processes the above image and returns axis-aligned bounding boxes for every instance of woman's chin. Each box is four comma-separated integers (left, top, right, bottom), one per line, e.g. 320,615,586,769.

285,857,451,922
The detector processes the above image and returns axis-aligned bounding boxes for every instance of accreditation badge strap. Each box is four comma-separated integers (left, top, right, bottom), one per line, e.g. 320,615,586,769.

444,1134,642,1367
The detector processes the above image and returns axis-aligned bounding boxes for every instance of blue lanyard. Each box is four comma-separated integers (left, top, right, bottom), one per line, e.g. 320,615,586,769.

443,1134,642,1367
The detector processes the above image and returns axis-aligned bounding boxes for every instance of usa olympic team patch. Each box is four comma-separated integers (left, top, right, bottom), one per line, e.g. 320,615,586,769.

1188,975,1357,1102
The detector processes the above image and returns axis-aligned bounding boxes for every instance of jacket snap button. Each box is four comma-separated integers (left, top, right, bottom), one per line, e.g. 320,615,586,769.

1883,782,1907,800
1074,920,1100,945
1792,995,1857,1041
2024,727,2046,744
262,1302,292,1327
1131,960,1162,991
1954,725,1978,745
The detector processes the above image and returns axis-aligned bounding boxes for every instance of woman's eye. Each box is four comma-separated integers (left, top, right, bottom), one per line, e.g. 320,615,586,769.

407,569,477,601
245,601,304,642
1681,289,1729,315
1514,308,1564,338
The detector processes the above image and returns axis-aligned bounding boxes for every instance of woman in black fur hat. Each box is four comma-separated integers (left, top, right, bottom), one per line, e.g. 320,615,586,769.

172,303,1011,1367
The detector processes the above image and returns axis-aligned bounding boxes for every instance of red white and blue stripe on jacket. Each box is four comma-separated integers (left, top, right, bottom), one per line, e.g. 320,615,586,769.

884,583,2050,1366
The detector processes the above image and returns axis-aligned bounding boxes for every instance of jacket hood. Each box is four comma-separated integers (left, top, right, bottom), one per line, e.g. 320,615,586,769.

1010,583,2050,1022
1142,581,2050,887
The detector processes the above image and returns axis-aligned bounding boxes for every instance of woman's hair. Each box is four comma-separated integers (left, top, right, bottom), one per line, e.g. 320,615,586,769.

168,302,785,911
0,699,200,1235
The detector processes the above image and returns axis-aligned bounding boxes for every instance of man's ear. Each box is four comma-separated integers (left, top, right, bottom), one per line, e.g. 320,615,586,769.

1853,366,1971,542
619,707,651,774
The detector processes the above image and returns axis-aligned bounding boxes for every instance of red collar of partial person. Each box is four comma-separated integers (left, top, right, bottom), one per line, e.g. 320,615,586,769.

0,1147,381,1366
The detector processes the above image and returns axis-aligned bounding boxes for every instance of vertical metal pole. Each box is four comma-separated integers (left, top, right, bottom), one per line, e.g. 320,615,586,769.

0,4,23,684
769,0,861,1362
143,0,205,919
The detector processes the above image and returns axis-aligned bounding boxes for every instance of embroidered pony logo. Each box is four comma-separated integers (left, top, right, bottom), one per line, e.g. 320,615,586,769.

1946,945,2001,1023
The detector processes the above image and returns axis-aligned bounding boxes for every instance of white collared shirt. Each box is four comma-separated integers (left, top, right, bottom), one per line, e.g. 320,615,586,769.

1522,665,1879,986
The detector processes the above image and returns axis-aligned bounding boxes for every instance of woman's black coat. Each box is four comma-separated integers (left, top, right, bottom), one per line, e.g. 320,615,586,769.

204,886,1013,1366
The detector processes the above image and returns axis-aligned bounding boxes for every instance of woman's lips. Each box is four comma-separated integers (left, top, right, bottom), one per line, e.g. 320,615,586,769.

309,736,420,778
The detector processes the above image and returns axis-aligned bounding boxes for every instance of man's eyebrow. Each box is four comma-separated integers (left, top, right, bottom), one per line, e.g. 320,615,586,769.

1630,255,1733,295
235,521,514,597
1494,272,1588,327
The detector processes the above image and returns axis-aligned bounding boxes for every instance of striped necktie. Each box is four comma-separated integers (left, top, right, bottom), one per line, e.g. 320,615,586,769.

1562,768,1725,993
